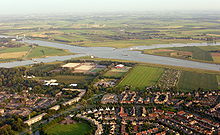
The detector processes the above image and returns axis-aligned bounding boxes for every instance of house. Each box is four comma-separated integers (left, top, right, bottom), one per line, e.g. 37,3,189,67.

49,105,60,111
69,84,78,87
24,113,47,126
119,107,128,117
0,109,4,115
115,64,125,68
101,94,118,104
62,63,81,69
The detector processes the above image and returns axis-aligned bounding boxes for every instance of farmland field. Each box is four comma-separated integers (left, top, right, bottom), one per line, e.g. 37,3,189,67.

103,67,131,78
26,46,73,58
0,45,73,62
118,65,164,89
0,51,27,59
143,46,215,63
45,122,92,135
82,39,202,48
171,46,213,61
178,71,218,91
0,46,31,53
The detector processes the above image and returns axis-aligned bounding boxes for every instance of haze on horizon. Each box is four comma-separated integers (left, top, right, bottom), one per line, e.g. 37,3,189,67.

0,0,220,15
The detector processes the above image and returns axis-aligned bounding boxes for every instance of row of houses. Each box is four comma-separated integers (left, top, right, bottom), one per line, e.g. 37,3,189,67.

24,89,86,126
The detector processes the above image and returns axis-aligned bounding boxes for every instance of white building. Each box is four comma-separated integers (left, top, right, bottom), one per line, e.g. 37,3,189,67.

24,113,47,126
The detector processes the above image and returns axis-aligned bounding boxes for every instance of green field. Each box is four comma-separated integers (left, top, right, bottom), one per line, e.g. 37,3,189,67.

118,65,164,89
45,123,92,135
171,46,213,61
143,46,214,63
26,46,72,58
0,46,31,53
103,67,130,78
0,45,73,63
39,75,94,84
82,39,201,48
178,71,218,91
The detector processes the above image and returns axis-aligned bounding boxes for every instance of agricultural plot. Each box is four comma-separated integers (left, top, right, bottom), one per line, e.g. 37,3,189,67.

199,45,220,63
26,46,72,58
178,71,218,91
0,51,27,59
82,39,201,48
216,75,220,89
143,46,214,63
45,122,92,135
0,46,31,53
118,66,164,89
171,46,213,61
0,45,72,62
103,67,131,78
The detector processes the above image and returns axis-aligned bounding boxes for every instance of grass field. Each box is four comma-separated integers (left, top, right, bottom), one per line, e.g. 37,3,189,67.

0,45,73,62
0,46,31,53
171,46,213,61
178,71,218,91
103,67,130,78
216,75,220,89
82,39,202,48
26,46,72,58
118,65,164,89
0,51,27,58
45,123,92,135
143,46,214,63
39,75,94,84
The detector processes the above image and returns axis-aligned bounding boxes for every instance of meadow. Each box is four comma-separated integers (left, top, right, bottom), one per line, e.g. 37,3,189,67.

103,67,131,78
45,123,92,135
177,71,218,91
142,46,217,64
0,45,73,62
171,46,213,61
25,46,72,58
118,65,164,89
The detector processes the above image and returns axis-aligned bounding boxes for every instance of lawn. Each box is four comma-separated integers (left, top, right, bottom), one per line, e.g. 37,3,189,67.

178,71,218,91
45,123,92,135
118,65,164,89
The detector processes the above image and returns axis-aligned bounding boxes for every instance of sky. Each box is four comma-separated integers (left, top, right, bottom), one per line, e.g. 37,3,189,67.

0,0,220,15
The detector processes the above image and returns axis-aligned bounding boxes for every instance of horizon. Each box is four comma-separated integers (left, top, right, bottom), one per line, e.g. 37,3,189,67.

0,0,220,15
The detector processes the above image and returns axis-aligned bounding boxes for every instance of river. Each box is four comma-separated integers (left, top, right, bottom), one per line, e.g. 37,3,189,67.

0,35,220,71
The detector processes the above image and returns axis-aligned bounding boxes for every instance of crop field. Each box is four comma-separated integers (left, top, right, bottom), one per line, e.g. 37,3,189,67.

0,45,73,62
0,51,27,59
143,46,214,63
178,71,218,91
82,39,201,48
171,46,213,61
45,122,92,135
118,66,164,89
103,67,131,78
216,75,220,89
0,46,31,53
